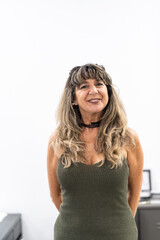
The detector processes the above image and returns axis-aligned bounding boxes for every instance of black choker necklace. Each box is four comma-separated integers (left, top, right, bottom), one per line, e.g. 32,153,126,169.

81,120,101,128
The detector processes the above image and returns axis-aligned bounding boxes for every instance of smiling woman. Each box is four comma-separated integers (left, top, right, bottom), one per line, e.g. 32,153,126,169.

74,79,109,121
47,63,144,240
52,63,135,169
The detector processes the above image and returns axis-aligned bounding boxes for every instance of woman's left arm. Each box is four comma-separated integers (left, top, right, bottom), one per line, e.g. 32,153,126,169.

126,129,144,217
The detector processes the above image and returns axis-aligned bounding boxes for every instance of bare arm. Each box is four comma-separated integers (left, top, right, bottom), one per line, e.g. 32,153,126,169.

47,132,62,212
126,129,144,217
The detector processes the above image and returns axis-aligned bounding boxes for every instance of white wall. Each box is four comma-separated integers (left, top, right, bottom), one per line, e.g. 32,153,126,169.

0,0,160,239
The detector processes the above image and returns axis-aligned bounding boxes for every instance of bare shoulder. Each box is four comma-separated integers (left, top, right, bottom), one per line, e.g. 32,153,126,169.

48,130,63,159
48,130,57,145
125,127,140,150
47,131,62,199
127,126,137,137
125,127,144,167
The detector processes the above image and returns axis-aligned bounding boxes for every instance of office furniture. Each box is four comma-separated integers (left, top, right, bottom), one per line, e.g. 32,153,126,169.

135,198,160,240
0,214,22,240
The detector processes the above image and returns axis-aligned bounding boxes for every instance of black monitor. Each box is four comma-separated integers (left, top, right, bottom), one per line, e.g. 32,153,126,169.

140,169,152,200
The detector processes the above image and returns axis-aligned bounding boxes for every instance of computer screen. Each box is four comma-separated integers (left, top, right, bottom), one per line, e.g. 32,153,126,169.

140,169,152,199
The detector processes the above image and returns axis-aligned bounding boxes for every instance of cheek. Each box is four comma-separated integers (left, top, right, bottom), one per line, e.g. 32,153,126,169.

102,89,109,99
75,92,85,104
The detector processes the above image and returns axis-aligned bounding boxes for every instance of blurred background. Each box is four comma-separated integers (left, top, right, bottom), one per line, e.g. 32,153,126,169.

0,0,160,239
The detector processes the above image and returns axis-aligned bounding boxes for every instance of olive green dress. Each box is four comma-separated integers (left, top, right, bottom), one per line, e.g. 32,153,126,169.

54,155,138,240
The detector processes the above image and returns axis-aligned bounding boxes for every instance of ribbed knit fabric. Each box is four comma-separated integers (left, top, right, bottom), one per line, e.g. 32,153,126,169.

54,155,138,240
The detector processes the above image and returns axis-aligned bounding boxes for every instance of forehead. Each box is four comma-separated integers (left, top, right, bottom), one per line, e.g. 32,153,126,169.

79,79,102,84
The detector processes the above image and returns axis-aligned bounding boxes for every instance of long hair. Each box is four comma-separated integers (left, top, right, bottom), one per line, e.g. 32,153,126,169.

50,63,136,168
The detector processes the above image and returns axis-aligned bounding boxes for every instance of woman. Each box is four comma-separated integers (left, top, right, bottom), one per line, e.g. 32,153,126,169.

47,63,144,240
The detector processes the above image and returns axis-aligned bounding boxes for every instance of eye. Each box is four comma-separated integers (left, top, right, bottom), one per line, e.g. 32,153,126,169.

80,85,87,89
97,82,104,86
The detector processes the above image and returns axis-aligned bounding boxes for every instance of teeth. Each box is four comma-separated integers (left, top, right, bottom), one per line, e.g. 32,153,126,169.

88,99,100,102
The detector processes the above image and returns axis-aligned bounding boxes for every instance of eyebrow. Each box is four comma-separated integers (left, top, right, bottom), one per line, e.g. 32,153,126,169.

79,79,102,85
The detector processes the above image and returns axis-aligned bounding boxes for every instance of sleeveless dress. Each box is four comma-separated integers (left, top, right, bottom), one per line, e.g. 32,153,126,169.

54,155,138,240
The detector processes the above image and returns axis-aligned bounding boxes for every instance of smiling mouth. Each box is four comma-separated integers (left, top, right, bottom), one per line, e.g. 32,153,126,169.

87,98,102,103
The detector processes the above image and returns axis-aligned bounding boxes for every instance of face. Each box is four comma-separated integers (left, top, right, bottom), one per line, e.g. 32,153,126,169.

74,79,109,119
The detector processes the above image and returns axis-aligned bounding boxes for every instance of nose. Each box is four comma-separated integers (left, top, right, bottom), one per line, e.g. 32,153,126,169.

89,85,98,94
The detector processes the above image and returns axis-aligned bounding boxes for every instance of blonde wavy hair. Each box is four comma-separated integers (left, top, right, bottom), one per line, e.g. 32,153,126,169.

50,63,136,169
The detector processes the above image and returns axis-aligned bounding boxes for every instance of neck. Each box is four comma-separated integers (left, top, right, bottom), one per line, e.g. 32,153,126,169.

79,111,102,128
80,120,101,128
80,115,101,125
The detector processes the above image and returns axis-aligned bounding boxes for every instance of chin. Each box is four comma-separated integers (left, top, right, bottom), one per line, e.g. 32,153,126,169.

87,107,104,113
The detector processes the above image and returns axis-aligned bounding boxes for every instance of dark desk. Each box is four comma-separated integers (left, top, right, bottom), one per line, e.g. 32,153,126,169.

0,214,22,240
136,198,160,240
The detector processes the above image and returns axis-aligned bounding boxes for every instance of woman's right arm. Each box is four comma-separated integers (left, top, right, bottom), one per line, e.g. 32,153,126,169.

47,132,62,212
